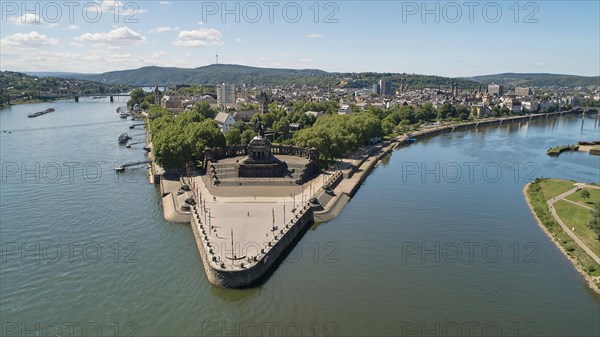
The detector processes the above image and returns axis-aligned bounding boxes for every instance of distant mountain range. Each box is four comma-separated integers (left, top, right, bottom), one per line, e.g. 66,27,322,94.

467,73,599,88
32,64,331,87
24,65,599,89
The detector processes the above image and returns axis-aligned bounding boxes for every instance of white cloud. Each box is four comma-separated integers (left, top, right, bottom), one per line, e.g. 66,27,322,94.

1,31,58,48
173,28,223,47
300,58,313,63
305,33,324,39
0,47,204,72
8,14,43,25
149,50,167,59
235,38,242,43
76,27,146,45
198,21,204,25
150,26,180,33
160,1,172,4
258,57,268,61
537,62,547,67
67,25,80,30
70,42,85,48
48,23,59,28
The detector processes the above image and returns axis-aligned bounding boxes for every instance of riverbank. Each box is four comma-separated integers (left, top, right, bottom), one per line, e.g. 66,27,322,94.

523,180,600,294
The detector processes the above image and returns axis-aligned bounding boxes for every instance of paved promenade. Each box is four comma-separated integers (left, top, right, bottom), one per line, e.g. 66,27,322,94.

187,172,329,269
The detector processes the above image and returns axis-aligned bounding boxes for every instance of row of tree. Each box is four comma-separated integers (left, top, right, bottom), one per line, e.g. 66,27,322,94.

149,105,225,170
292,113,382,160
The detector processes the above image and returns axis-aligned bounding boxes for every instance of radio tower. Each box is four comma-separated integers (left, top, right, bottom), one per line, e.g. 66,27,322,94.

216,50,219,65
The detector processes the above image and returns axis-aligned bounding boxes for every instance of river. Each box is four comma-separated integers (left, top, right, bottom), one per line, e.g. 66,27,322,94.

1,99,599,336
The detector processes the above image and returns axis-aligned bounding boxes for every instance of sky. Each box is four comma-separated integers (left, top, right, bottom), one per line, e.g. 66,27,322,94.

1,0,599,77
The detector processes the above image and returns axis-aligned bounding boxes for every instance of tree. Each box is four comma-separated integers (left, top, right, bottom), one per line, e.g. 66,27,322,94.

153,124,191,170
588,202,600,240
273,117,290,134
194,101,216,119
225,128,242,146
456,105,469,120
129,88,146,107
232,120,247,133
382,116,397,135
437,102,456,120
241,129,256,145
580,189,591,202
183,119,225,160
415,103,436,122
176,110,205,128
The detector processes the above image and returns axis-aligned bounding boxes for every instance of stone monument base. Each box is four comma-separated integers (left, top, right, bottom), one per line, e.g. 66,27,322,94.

237,161,288,178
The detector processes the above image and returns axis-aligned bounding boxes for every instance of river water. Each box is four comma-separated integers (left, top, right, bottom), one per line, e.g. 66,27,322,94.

1,99,599,336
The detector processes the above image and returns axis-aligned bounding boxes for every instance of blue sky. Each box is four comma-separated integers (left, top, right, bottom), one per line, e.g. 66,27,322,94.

1,1,598,77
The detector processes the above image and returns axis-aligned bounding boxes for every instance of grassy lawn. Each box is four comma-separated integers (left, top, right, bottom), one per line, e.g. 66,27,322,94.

526,178,600,277
538,179,576,201
554,200,600,255
565,188,600,207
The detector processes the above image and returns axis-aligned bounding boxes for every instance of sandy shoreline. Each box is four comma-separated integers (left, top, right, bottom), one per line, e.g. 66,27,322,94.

522,183,600,295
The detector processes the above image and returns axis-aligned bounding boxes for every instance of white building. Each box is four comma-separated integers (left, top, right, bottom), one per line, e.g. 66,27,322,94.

338,104,352,114
214,111,235,134
304,110,323,118
504,98,522,114
521,101,539,112
217,83,236,105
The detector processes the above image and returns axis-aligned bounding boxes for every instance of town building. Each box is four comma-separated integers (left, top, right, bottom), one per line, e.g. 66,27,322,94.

515,87,532,96
214,111,235,134
217,83,236,105
488,83,504,96
338,104,352,114
161,95,182,109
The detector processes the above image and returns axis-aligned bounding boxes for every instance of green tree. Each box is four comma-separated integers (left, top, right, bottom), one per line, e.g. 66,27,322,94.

491,106,501,117
241,129,256,145
153,124,191,170
194,101,216,119
176,110,205,128
456,105,469,120
273,117,290,134
588,202,600,240
225,128,242,146
581,189,591,202
382,115,397,135
415,103,436,122
232,120,247,133
129,88,146,107
437,103,456,120
183,119,225,160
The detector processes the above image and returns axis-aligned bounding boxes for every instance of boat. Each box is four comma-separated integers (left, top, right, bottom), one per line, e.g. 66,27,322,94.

27,108,55,118
118,133,131,144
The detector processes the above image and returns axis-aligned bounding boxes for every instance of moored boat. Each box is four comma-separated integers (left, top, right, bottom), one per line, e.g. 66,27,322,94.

118,133,131,144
